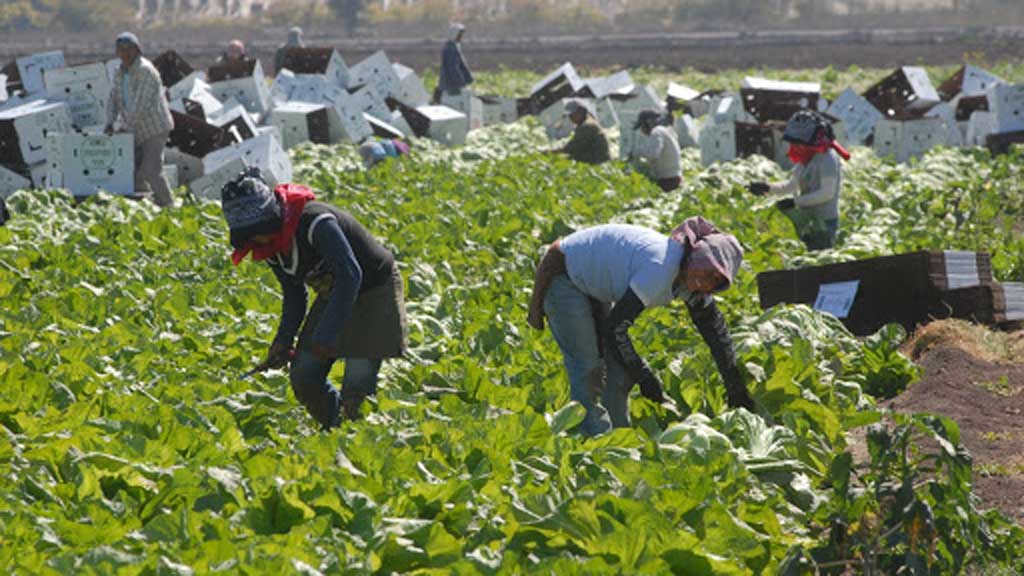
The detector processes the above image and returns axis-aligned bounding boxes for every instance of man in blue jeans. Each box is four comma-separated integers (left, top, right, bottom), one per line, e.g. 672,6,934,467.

221,169,408,429
527,218,754,436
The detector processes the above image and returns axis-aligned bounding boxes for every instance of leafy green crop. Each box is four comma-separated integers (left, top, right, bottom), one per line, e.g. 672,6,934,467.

2,78,1023,574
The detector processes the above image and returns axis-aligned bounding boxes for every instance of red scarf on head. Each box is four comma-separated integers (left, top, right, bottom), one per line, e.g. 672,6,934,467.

231,184,316,265
787,135,852,166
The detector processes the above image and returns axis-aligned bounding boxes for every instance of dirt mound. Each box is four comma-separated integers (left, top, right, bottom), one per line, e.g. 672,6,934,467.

886,343,1024,525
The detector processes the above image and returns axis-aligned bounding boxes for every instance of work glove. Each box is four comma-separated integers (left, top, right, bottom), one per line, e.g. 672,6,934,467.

265,340,294,370
747,182,770,196
638,371,666,403
775,198,796,211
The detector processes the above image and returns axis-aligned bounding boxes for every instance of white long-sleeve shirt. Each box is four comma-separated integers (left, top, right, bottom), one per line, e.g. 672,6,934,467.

638,126,682,180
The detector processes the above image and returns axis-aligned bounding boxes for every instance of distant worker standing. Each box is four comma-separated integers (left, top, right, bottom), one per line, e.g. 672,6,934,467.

435,23,473,102
106,32,175,208
552,99,610,165
633,110,683,192
747,111,849,251
275,27,305,75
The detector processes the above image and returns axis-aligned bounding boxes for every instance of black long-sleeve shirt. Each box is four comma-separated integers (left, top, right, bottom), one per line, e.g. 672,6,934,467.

269,202,393,349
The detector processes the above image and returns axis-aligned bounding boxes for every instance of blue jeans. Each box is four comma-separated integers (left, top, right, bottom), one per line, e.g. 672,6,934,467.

802,218,839,251
290,353,382,429
543,274,630,436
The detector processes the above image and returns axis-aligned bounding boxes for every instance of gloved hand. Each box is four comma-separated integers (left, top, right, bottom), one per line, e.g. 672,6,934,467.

265,340,294,369
638,372,666,403
775,198,796,211
747,182,770,196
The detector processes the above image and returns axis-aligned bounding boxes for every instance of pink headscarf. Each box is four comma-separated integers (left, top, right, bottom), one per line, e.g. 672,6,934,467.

670,217,743,293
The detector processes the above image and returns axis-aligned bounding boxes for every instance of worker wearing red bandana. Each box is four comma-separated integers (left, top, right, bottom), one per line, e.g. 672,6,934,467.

221,168,408,429
748,111,851,251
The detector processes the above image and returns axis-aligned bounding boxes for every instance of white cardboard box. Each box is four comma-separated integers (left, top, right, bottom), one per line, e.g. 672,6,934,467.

45,132,134,196
0,73,8,102
168,72,211,103
826,88,883,146
481,95,518,126
268,101,332,149
958,65,1006,97
202,133,292,187
0,164,31,198
16,51,65,95
331,98,373,144
417,105,469,147
699,121,737,165
675,114,700,148
873,117,946,163
0,100,73,165
441,89,483,131
966,111,997,147
348,51,401,100
392,63,430,107
538,99,574,141
209,60,271,116
595,98,618,129
585,71,634,100
164,147,206,185
44,63,111,129
987,83,1024,134
925,102,963,147
189,157,246,200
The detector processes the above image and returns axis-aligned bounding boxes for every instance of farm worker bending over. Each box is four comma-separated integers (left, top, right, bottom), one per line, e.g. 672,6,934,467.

633,110,683,192
552,99,610,165
527,218,755,436
435,23,474,102
221,169,408,429
748,110,849,251
358,139,411,170
106,32,175,208
275,27,304,75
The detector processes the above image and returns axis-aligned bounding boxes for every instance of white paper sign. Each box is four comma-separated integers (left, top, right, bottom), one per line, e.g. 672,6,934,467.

814,281,860,319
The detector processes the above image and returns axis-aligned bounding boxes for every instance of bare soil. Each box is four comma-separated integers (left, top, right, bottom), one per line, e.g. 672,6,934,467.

885,344,1024,525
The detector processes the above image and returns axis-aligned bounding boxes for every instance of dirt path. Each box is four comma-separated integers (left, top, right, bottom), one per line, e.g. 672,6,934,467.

885,344,1024,525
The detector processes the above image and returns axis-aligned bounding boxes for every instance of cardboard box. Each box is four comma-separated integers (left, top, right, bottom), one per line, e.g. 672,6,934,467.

825,88,883,146
44,63,112,129
164,147,205,185
331,98,373,144
208,60,270,116
595,98,618,129
0,73,7,102
735,122,776,159
0,163,31,198
529,63,585,114
268,101,333,149
873,117,946,163
674,114,699,148
366,114,406,140
45,132,134,197
986,130,1024,156
609,84,664,117
387,111,414,139
441,89,483,131
480,95,518,126
167,110,233,158
279,47,349,88
163,164,179,190
207,102,259,143
345,85,391,123
391,63,430,108
966,111,997,147
538,99,574,141
987,83,1024,134
189,157,246,200
863,66,940,119
581,71,634,100
937,65,1005,101
16,51,65,96
152,50,194,88
699,121,737,165
417,105,469,147
666,82,700,114
0,100,72,166
757,250,993,336
348,51,400,99
924,102,964,147
202,133,292,187
740,77,821,124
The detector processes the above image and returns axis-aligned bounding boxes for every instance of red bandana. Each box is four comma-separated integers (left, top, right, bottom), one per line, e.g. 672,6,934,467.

787,134,851,166
231,184,316,265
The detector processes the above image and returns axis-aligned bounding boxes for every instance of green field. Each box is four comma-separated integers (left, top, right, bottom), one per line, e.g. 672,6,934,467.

2,64,1024,574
